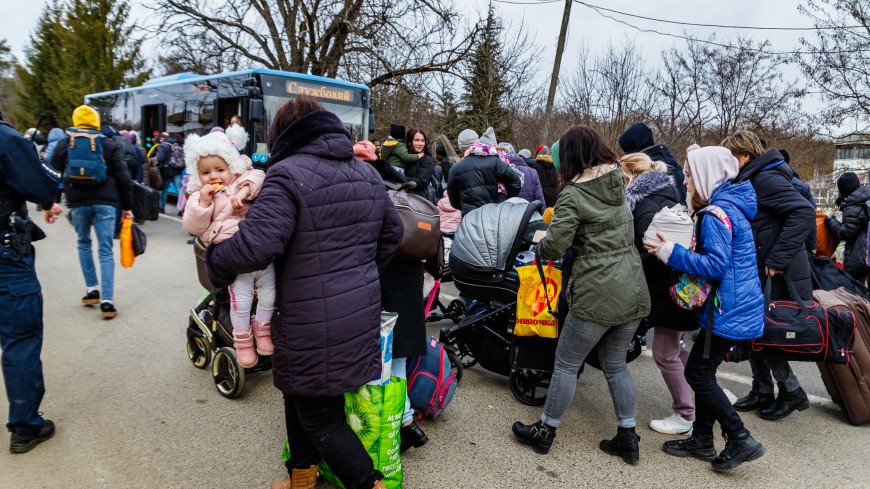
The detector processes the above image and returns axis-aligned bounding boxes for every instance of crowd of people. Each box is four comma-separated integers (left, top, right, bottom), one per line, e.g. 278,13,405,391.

3,95,870,489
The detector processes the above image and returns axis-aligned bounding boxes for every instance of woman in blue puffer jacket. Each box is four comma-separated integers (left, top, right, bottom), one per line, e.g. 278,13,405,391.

644,146,765,472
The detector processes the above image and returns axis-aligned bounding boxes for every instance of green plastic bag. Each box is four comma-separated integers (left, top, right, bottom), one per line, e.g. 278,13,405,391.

282,377,405,489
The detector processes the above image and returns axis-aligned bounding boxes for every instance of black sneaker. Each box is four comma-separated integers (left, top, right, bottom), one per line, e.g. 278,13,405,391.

10,420,55,454
100,302,117,319
711,430,766,471
81,290,100,305
662,434,717,461
512,420,555,454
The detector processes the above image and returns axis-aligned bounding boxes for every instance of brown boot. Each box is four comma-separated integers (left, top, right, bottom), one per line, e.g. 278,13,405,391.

270,465,318,489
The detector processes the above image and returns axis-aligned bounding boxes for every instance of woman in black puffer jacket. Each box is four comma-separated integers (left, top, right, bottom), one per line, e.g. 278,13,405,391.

826,172,870,284
622,153,698,436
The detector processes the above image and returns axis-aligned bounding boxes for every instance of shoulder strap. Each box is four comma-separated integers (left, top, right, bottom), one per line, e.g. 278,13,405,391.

696,204,732,233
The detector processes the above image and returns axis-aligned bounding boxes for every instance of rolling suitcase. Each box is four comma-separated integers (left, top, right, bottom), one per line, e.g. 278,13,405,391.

132,181,160,221
812,287,870,424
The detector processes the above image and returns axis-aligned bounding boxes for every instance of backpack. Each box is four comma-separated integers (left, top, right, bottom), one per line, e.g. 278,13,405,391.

168,142,185,170
406,336,457,419
64,128,107,186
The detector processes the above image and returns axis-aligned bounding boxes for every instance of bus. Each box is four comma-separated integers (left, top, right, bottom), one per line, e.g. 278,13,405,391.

84,69,372,161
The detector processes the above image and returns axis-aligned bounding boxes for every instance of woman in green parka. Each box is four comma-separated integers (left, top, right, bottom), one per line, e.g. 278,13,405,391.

513,125,650,464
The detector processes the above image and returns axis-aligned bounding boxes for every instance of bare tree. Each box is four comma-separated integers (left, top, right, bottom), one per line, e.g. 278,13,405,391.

155,0,478,88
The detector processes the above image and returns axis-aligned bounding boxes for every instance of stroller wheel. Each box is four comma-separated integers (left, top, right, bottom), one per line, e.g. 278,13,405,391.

509,369,551,406
186,326,211,369
445,348,464,382
457,344,478,369
212,347,246,399
447,299,467,324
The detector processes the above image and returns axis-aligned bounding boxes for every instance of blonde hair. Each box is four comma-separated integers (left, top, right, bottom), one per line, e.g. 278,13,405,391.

619,152,667,178
721,130,764,160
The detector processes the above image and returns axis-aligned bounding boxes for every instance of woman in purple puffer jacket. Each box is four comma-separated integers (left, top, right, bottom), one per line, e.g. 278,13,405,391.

205,96,403,489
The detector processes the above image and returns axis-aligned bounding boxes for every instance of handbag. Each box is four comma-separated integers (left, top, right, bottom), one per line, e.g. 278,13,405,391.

131,223,146,257
385,181,441,261
750,275,855,364
513,259,562,338
669,205,732,310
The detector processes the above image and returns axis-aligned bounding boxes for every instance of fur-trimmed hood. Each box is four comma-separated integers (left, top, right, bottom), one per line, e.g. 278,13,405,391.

625,170,675,211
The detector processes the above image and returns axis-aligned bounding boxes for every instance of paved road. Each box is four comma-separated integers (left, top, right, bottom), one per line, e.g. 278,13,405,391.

1,205,868,488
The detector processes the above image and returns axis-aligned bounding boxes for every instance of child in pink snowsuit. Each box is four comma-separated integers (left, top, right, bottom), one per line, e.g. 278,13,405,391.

182,129,274,368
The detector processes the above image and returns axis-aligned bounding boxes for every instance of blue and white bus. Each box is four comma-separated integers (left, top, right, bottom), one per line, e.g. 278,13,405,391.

84,69,372,161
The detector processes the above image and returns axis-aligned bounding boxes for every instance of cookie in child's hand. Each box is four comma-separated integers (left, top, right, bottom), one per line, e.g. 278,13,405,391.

210,184,224,194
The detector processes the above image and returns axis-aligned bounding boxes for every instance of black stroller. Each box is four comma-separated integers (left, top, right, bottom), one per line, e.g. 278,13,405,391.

185,238,272,398
439,200,641,406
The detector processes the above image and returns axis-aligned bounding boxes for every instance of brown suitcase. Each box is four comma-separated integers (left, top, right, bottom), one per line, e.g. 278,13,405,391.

812,288,870,424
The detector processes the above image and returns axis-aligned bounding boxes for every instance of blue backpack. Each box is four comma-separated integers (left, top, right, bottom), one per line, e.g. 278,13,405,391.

64,128,107,186
406,336,457,419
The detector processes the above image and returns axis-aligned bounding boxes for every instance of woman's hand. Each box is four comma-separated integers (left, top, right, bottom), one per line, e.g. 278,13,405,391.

765,266,784,276
642,232,674,263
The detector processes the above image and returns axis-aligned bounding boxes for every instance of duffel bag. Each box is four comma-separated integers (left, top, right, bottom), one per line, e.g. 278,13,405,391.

750,275,855,364
809,255,870,300
385,181,440,261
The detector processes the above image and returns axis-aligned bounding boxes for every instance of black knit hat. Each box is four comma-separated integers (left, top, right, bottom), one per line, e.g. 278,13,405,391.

389,124,405,140
837,172,861,198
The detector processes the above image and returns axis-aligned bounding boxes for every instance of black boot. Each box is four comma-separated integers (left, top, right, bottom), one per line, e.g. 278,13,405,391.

711,430,765,471
10,420,55,454
599,426,640,465
400,422,428,453
662,433,717,461
512,420,556,454
733,389,775,411
759,385,810,420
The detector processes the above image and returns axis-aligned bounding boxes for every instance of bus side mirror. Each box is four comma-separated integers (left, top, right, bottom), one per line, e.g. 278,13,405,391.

368,108,376,135
249,99,264,123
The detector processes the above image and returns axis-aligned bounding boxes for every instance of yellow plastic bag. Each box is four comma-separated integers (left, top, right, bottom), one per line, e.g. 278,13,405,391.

120,218,135,269
514,261,561,338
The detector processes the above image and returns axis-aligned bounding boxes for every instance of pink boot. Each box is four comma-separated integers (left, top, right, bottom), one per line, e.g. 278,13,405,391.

233,329,257,368
252,317,275,356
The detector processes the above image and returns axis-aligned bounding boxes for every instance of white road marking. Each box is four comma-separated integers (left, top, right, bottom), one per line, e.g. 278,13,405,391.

160,213,183,223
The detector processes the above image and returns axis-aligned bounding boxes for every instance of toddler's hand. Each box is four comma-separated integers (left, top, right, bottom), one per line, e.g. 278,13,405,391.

231,193,245,211
199,185,214,207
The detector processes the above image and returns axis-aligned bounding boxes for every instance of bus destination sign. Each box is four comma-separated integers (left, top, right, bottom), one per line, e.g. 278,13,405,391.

286,81,354,103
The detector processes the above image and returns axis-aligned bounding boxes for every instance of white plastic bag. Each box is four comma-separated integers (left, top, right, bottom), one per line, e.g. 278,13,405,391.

368,312,398,386
644,204,694,249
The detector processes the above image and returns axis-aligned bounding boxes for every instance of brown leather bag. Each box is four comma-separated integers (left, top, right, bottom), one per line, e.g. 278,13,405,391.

385,181,441,260
143,157,164,191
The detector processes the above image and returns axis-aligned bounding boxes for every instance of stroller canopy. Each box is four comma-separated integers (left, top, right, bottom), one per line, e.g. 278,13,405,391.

451,199,542,272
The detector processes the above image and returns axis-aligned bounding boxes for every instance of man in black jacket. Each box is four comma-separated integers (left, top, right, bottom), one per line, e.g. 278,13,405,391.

156,132,182,213
47,105,133,319
723,130,815,421
446,129,523,216
0,115,61,453
618,123,688,204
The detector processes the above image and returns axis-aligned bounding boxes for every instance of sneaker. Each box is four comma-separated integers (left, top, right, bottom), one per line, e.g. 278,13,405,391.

638,335,647,351
10,420,55,454
662,433,717,461
100,302,117,319
711,430,765,471
81,290,100,305
649,413,694,435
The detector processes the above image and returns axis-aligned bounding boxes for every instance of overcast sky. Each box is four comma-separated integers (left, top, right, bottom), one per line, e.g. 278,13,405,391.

1,0,837,125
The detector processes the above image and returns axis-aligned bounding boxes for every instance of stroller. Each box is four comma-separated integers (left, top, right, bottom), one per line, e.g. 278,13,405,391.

424,232,468,325
185,238,272,398
439,200,641,406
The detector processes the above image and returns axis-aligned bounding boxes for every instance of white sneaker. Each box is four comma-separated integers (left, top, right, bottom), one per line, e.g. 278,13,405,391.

649,413,694,435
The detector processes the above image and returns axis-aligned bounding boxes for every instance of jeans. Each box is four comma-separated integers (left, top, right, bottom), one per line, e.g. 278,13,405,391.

159,172,184,212
390,357,415,425
685,331,745,436
652,328,695,420
749,358,801,393
0,249,46,435
227,264,276,333
71,205,116,301
284,393,381,489
541,315,639,429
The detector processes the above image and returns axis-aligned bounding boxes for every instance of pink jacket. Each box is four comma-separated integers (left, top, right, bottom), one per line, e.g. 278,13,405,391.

437,192,462,233
182,166,266,244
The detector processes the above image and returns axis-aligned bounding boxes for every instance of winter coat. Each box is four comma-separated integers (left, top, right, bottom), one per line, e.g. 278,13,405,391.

508,154,545,204
666,181,765,341
182,163,265,245
403,154,435,200
625,171,698,331
534,154,558,207
826,185,870,281
381,137,419,169
43,128,64,163
1,121,60,217
538,164,650,326
446,154,523,216
733,150,814,301
617,123,687,203
437,193,462,233
48,136,133,211
205,110,404,397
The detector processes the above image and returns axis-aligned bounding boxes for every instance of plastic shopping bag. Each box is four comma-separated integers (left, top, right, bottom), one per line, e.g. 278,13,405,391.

514,260,561,338
282,377,406,489
368,312,398,386
120,218,135,268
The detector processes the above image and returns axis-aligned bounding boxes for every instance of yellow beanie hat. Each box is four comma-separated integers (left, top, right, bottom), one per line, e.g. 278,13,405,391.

72,105,100,130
